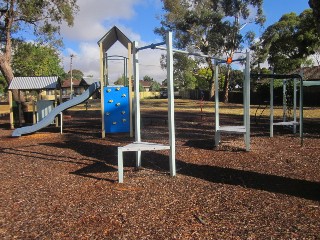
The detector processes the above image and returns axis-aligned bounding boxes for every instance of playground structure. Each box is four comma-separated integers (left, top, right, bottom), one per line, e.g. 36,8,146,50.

251,73,304,144
116,32,176,183
11,81,100,137
7,25,319,185
98,26,133,138
214,53,251,151
8,76,62,130
270,77,301,137
108,28,252,182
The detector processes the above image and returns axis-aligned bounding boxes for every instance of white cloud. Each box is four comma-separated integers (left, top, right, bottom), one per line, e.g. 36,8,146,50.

60,0,167,83
61,0,143,41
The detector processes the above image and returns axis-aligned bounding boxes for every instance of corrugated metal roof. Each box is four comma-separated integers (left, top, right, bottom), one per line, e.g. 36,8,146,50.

8,76,60,90
97,26,132,51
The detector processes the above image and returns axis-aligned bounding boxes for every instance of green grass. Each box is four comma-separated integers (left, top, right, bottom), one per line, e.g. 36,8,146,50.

141,99,320,119
68,98,320,119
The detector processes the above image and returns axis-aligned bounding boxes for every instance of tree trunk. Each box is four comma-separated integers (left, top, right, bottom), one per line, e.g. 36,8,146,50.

207,58,215,100
223,65,231,103
0,57,24,102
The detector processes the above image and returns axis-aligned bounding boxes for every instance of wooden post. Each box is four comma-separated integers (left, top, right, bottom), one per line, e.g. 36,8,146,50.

55,89,58,127
18,90,22,126
9,90,14,129
32,101,36,124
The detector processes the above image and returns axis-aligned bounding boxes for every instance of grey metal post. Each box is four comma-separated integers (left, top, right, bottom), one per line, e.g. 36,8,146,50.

133,41,141,167
214,60,220,146
299,73,303,145
166,32,176,177
283,80,287,122
270,78,274,137
244,51,250,151
293,78,297,133
118,148,124,183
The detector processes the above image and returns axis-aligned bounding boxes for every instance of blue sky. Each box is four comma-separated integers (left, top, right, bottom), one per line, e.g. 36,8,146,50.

58,0,311,82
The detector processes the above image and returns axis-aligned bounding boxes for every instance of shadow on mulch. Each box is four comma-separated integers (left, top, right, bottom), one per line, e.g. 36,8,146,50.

142,151,320,202
41,137,320,202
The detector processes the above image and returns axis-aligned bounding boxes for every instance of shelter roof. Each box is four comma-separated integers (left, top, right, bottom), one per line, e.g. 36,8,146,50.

8,76,60,90
97,26,132,51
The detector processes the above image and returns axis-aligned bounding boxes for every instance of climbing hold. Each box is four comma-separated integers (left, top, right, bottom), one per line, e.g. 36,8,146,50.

116,87,120,91
116,103,121,107
106,112,110,116
122,94,126,97
108,99,113,103
121,111,126,115
107,89,111,93
113,122,117,125
122,119,127,123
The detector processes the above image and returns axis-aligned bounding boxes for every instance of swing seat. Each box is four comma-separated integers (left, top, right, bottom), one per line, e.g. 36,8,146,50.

117,141,171,183
273,121,299,126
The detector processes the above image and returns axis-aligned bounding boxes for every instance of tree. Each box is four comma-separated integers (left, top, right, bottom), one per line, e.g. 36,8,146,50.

150,81,161,91
160,52,198,89
12,42,64,77
155,0,265,102
143,75,154,82
114,75,126,85
0,74,7,94
309,0,320,34
66,69,84,80
254,9,319,73
0,0,79,102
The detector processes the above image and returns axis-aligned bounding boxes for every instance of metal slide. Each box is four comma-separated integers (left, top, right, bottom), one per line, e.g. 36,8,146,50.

12,82,101,137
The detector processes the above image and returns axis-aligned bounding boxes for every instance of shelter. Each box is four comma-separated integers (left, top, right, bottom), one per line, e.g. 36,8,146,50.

8,76,61,129
97,26,133,138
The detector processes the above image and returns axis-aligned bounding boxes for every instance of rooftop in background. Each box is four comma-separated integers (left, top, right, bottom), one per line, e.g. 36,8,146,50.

292,66,320,80
61,79,81,88
8,76,60,90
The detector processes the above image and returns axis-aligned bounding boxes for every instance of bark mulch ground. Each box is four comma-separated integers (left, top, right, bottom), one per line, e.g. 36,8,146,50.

0,106,319,239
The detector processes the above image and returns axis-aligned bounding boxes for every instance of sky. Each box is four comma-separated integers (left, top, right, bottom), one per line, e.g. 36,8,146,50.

58,0,311,84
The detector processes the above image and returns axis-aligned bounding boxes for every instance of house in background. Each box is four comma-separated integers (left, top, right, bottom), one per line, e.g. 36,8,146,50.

79,78,100,99
61,77,100,100
139,80,152,92
61,78,82,100
292,66,320,105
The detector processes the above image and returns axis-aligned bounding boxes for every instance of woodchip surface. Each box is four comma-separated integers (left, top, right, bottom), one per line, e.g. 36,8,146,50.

0,106,319,239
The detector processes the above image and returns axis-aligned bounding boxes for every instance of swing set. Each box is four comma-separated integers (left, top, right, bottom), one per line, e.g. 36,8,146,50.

251,73,304,145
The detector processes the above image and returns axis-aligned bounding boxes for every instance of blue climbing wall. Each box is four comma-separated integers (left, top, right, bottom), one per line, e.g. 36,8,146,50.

104,86,130,133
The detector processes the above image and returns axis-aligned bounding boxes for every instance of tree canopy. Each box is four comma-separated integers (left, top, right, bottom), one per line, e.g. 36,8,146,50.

309,0,320,34
0,0,79,101
155,0,265,101
12,42,64,77
252,9,319,73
